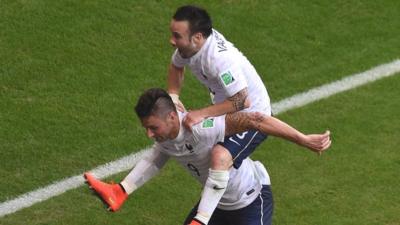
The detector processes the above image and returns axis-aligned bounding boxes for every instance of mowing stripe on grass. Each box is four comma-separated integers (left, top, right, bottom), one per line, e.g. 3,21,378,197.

1,59,400,217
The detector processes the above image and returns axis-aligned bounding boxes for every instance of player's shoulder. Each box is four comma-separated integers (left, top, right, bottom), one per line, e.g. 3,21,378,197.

208,30,233,56
204,30,239,71
192,116,215,131
192,117,225,139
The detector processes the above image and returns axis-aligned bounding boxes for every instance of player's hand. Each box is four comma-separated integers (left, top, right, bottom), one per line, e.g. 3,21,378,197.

174,100,186,112
169,93,186,112
301,130,332,155
183,110,205,131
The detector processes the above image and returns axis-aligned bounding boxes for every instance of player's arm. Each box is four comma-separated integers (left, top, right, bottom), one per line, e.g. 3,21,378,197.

206,87,250,116
167,63,184,95
84,148,169,212
167,63,186,111
120,148,169,194
183,55,250,130
183,88,250,130
225,112,331,153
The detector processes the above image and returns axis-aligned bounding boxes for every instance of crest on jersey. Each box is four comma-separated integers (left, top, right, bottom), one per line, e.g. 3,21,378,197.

202,118,215,128
185,143,194,153
220,71,235,86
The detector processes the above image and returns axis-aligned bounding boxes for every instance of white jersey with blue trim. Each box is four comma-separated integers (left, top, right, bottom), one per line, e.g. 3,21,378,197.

153,111,271,210
172,29,271,115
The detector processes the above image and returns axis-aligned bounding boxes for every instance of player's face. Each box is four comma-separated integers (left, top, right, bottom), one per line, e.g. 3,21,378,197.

169,20,198,58
141,114,175,142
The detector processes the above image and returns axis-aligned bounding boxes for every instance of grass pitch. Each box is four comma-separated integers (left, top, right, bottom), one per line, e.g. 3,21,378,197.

1,0,400,224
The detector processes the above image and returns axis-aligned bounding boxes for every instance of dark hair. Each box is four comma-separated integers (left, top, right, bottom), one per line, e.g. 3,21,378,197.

135,88,176,119
173,5,212,38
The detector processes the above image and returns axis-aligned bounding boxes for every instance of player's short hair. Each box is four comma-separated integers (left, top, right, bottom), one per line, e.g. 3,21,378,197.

173,5,212,38
135,88,176,120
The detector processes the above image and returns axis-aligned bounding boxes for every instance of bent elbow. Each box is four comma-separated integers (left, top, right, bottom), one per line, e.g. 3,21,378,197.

243,97,250,109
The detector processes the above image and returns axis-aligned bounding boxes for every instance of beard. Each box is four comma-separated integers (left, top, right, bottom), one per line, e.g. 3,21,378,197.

154,136,167,142
178,41,198,58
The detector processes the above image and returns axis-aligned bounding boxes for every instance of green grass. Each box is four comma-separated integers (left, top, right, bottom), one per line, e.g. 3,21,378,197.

262,74,400,225
1,0,400,224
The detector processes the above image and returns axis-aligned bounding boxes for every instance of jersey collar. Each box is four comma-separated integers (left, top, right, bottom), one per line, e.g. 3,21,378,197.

189,33,212,62
171,111,187,143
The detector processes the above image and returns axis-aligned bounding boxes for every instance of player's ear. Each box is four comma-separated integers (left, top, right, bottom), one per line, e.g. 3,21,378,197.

167,111,177,121
192,32,203,43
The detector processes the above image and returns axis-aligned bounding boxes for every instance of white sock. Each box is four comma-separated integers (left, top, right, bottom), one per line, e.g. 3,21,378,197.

195,169,229,224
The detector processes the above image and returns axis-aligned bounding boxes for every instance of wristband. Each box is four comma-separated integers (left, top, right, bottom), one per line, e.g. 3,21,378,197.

169,93,180,104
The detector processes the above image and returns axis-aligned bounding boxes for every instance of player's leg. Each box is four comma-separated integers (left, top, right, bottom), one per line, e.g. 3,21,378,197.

216,130,267,169
259,185,274,225
192,132,266,223
84,173,128,211
208,208,229,225
183,202,227,225
183,204,198,225
225,185,274,225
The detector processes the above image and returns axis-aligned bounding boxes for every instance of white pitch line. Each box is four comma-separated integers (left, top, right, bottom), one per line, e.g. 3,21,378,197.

272,59,400,114
1,59,400,218
0,149,153,217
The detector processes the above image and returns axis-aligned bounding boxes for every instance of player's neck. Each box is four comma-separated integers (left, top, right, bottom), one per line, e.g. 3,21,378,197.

195,37,207,53
169,117,180,140
184,38,206,58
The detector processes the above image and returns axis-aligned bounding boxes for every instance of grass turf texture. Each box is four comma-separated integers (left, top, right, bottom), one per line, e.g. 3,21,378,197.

1,0,400,224
1,71,399,225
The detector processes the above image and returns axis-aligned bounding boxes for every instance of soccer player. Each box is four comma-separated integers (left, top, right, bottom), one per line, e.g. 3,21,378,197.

84,88,331,225
166,5,331,173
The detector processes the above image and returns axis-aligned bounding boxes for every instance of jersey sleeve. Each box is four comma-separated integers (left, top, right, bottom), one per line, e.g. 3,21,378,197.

192,115,226,145
120,146,169,194
171,49,189,68
148,143,170,168
215,56,248,97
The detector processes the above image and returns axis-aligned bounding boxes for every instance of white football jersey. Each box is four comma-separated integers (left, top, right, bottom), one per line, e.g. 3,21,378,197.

153,112,271,210
172,29,271,115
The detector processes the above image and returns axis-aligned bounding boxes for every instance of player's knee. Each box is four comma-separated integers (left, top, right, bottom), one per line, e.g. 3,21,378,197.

211,145,233,170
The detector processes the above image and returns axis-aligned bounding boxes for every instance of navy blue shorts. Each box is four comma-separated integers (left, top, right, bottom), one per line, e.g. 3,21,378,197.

219,130,267,169
183,185,274,225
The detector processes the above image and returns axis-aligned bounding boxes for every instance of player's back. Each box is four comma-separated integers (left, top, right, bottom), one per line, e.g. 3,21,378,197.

156,112,271,210
206,30,271,115
171,29,271,115
201,29,272,115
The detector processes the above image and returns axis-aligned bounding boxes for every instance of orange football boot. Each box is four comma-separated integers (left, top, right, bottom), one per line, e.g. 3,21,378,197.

84,172,127,211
